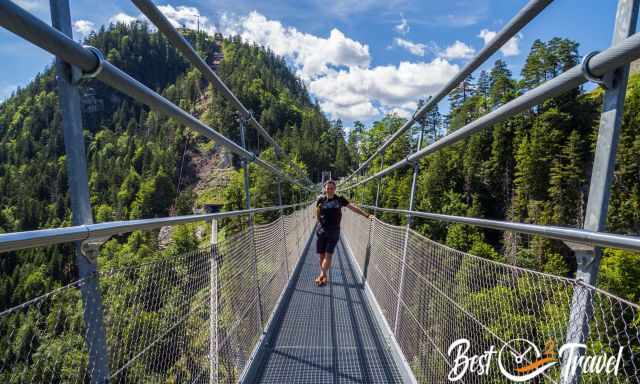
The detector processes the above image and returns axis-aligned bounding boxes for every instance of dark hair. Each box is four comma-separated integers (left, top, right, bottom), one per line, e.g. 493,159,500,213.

324,179,336,187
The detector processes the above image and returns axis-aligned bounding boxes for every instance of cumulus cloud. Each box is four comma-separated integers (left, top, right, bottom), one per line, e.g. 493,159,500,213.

157,5,216,34
109,12,140,25
109,5,216,35
101,7,460,121
221,11,370,80
309,59,459,120
394,16,409,35
222,11,459,120
478,29,521,56
73,20,96,40
385,101,418,119
394,39,474,61
394,38,426,57
440,40,475,59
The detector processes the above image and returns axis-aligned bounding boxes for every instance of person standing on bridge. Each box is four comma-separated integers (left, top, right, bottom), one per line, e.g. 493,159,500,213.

315,180,373,286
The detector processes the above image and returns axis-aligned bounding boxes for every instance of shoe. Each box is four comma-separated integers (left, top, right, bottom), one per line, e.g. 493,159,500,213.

319,275,328,286
314,275,323,286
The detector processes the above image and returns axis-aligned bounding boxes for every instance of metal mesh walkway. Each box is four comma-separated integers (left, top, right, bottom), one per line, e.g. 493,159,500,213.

254,233,404,383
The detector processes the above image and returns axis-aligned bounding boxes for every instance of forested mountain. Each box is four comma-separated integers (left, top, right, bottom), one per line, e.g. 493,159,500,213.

1,18,639,382
0,22,352,317
347,38,640,303
0,21,357,381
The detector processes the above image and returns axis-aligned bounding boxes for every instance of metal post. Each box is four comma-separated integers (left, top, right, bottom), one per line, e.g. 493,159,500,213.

374,155,384,215
295,200,301,254
209,219,219,384
562,1,638,382
50,1,110,382
239,119,263,329
393,126,424,335
240,119,252,226
359,172,365,204
277,181,289,277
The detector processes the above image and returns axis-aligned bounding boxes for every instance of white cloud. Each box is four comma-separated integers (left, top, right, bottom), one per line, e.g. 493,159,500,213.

109,12,138,25
440,40,475,59
386,101,418,119
394,16,409,35
100,8,460,122
219,11,459,121
395,39,474,61
309,59,459,120
221,11,370,80
157,5,216,34
394,38,426,57
478,29,521,57
109,5,216,35
73,20,96,40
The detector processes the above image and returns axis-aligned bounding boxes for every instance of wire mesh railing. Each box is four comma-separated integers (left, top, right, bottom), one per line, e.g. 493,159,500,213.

341,209,640,383
0,205,315,383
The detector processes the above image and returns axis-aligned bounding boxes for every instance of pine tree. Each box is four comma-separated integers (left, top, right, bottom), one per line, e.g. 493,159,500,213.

489,59,515,107
476,70,491,111
425,102,441,145
449,74,475,110
521,39,548,90
548,130,585,226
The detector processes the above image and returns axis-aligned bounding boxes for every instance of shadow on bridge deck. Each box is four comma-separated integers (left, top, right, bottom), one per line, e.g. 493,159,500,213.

253,234,403,383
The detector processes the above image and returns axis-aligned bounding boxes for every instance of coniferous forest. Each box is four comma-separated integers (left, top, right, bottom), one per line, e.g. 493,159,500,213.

0,22,352,303
0,23,352,381
345,38,640,304
0,21,639,382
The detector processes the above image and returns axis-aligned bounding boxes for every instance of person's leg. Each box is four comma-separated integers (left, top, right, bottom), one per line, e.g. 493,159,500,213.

316,233,327,283
318,252,326,277
320,252,332,279
320,231,339,283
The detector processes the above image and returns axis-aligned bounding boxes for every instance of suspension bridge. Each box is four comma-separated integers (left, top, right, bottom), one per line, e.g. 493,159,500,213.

1,0,640,383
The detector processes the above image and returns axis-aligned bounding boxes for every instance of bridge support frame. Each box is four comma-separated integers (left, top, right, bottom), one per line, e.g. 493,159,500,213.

561,0,639,382
209,219,219,384
50,1,110,382
277,182,290,277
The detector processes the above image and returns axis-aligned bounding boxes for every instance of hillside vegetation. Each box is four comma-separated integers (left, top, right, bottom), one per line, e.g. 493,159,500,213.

347,38,640,303
0,23,352,380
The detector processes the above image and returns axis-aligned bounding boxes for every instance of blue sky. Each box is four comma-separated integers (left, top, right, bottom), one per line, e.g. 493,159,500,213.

0,0,627,126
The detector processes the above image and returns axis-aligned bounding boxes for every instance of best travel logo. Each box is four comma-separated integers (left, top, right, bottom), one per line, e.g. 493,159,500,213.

447,337,624,382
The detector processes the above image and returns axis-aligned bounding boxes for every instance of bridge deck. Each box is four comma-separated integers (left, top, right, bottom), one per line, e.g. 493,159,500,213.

254,234,403,383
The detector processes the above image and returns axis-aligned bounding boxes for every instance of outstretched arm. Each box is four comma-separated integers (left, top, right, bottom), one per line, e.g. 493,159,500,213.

347,203,374,219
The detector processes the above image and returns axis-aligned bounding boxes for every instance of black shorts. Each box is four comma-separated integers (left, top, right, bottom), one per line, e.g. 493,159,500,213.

316,228,340,254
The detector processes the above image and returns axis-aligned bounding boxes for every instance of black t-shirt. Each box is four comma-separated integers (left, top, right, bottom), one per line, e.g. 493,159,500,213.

316,194,350,230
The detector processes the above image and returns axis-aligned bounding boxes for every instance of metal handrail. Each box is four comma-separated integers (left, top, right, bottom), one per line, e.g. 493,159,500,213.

0,202,311,254
362,205,640,252
341,31,640,190
339,0,553,187
131,0,312,185
0,0,315,192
